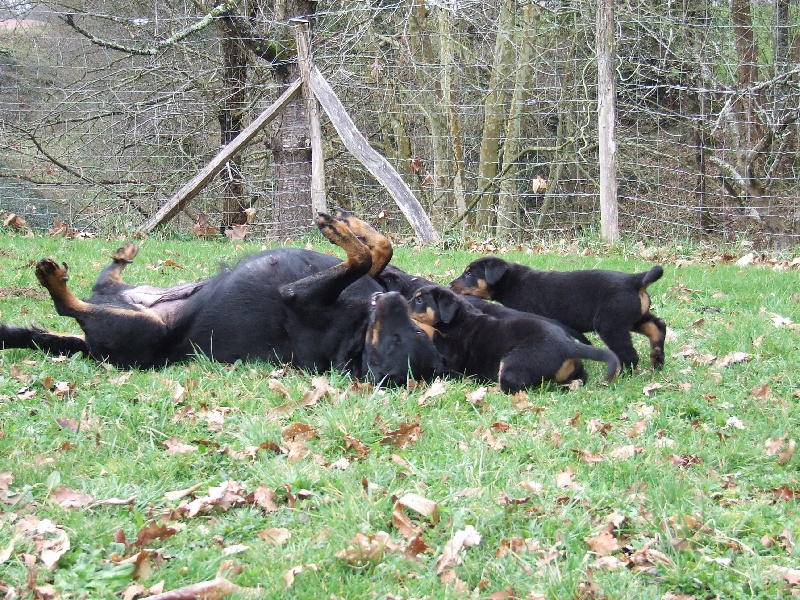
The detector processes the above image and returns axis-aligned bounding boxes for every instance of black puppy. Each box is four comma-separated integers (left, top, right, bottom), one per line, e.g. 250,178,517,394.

409,284,620,393
450,256,666,371
0,214,442,385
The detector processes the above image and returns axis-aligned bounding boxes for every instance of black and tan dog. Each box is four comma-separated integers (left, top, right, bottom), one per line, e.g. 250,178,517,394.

450,256,666,371
0,213,442,385
409,284,620,393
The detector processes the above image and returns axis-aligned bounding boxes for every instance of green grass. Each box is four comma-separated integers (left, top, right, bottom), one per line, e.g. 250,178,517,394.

1,230,799,599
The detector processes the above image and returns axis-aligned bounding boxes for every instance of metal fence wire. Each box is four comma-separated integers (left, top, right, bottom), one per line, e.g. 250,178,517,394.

1,1,798,248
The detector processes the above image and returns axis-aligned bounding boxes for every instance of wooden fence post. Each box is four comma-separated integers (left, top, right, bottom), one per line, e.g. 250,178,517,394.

291,18,327,216
597,0,619,242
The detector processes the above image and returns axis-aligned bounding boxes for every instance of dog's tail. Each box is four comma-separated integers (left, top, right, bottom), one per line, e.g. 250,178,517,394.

573,343,621,381
640,265,664,288
1,323,88,356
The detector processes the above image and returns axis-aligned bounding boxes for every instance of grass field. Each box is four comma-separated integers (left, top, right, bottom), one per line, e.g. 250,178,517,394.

1,230,799,599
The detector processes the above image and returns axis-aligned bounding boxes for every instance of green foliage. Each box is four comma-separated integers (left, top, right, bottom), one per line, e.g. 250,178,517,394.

0,232,799,599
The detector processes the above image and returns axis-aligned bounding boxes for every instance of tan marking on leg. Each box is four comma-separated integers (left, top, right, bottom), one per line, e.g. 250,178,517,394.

636,320,665,367
36,259,94,314
554,358,577,383
316,214,372,271
639,288,651,315
104,243,140,284
334,211,393,275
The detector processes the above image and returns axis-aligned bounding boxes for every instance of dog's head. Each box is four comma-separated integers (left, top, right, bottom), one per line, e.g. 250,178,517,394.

363,291,442,386
409,285,470,329
449,257,509,300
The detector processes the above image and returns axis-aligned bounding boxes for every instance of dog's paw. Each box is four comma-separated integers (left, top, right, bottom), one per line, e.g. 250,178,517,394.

35,258,69,288
112,243,139,263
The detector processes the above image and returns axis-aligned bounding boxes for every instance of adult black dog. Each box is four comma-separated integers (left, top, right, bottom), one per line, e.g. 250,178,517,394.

408,284,620,393
0,213,442,385
450,256,666,371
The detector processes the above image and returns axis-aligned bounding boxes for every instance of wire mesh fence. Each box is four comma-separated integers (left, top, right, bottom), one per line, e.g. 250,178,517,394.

1,1,798,248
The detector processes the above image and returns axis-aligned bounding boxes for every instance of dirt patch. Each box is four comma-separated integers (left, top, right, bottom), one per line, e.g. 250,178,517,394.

0,286,47,300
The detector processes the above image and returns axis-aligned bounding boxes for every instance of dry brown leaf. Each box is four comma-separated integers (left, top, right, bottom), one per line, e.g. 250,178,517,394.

257,528,290,545
417,379,447,405
435,525,482,574
584,530,620,555
465,386,488,405
555,468,576,488
283,564,318,588
608,444,643,460
396,492,439,521
50,485,93,509
281,422,317,443
139,576,246,599
573,449,604,464
225,224,248,242
246,484,279,512
717,351,751,368
627,418,648,438
380,416,422,448
163,436,197,455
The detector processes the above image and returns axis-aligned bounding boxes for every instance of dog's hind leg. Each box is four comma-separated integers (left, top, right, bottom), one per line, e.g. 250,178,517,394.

334,209,393,276
92,243,140,292
634,313,667,369
280,213,373,305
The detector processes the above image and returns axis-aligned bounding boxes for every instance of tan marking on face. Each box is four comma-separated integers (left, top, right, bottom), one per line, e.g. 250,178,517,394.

415,321,437,340
638,288,651,315
456,279,492,300
554,358,577,383
411,306,437,327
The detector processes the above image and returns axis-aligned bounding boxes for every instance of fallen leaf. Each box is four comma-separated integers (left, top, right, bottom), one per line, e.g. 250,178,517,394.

50,485,93,509
585,530,620,555
417,379,446,405
435,525,482,574
257,528,290,545
163,437,197,455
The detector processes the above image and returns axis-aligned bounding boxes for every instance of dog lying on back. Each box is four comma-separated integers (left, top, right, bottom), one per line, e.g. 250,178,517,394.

0,213,442,385
409,284,620,393
450,256,666,371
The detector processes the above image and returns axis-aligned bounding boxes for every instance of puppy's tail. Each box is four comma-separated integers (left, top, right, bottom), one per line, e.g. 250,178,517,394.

573,344,621,381
640,265,664,288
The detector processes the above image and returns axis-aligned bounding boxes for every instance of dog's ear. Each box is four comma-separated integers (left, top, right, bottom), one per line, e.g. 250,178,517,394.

483,260,507,285
437,291,461,324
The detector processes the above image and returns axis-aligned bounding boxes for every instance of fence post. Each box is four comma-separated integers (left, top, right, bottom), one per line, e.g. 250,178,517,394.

291,18,327,216
597,0,619,242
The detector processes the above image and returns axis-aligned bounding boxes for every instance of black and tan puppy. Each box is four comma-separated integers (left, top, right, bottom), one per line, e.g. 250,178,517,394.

450,256,666,371
409,284,620,393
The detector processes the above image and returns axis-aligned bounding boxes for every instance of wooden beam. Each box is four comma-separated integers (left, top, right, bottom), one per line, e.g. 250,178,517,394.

138,78,303,233
309,67,440,244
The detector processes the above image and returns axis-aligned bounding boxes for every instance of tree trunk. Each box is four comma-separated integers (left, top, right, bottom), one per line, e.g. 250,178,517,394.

496,2,537,239
439,6,466,222
267,0,315,239
407,0,451,225
475,0,516,231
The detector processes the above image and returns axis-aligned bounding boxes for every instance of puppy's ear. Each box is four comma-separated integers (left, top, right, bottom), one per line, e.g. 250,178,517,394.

437,292,461,324
483,260,507,285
